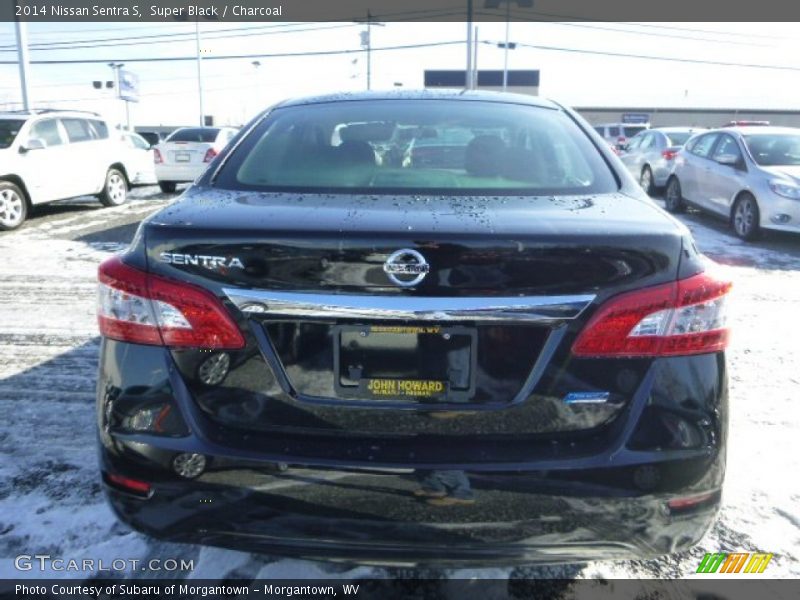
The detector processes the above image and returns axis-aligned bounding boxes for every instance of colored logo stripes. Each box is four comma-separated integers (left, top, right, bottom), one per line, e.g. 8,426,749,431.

696,552,773,574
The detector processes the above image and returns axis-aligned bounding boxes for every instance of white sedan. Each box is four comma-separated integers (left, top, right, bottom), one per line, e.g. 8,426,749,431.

154,126,238,194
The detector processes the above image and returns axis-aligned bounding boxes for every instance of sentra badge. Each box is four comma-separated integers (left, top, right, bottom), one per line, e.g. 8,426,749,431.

159,253,244,270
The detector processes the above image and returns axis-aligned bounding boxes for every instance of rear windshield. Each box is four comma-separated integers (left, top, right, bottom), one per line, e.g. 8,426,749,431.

214,100,618,195
167,128,219,143
665,131,693,146
0,119,24,149
744,134,800,166
623,126,647,138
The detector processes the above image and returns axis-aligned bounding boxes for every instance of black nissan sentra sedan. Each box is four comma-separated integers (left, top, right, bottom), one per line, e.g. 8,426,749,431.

96,91,730,565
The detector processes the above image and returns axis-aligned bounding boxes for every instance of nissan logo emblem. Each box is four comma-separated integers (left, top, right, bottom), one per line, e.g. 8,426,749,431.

383,249,430,287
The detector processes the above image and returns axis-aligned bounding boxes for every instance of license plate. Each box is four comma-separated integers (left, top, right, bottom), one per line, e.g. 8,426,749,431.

334,324,477,402
175,152,190,162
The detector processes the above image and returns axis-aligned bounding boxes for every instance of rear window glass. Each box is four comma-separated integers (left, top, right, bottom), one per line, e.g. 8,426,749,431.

665,132,692,146
623,126,647,138
215,100,618,196
744,134,800,166
167,128,219,143
0,119,24,149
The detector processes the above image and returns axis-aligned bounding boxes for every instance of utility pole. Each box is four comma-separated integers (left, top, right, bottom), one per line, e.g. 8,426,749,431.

14,7,31,111
465,0,474,90
502,1,510,90
359,11,384,91
473,26,479,90
195,20,205,126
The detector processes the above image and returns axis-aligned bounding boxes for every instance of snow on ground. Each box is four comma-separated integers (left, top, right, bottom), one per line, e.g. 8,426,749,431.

0,189,798,581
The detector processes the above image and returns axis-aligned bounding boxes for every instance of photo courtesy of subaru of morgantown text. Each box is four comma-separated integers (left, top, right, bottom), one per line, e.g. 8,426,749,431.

96,92,731,564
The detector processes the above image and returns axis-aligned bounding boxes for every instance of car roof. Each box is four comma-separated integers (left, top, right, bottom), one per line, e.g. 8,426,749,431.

719,126,800,135
272,89,561,110
0,110,104,120
652,126,706,132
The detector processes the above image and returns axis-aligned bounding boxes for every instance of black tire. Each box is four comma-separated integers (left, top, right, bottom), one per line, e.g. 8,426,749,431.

732,193,761,241
664,177,686,213
98,168,128,207
640,165,656,196
0,181,28,231
158,181,177,194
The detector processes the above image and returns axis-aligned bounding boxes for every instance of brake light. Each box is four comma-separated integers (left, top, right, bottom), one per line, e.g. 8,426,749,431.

153,148,163,164
662,149,679,161
97,256,245,349
571,272,731,358
203,148,218,163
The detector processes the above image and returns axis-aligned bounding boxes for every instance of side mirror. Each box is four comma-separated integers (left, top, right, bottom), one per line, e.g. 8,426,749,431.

715,154,741,167
19,138,45,153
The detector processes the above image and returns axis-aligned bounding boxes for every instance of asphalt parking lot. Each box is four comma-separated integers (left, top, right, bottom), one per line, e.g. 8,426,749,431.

0,185,798,581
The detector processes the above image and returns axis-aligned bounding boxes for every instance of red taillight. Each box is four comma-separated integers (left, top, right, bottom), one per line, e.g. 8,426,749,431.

203,148,218,163
104,473,152,496
662,149,679,161
154,148,163,164
571,272,731,358
97,256,245,349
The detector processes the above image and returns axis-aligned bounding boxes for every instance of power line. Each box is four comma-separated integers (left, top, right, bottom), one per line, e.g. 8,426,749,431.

494,40,800,72
0,40,464,65
0,22,361,52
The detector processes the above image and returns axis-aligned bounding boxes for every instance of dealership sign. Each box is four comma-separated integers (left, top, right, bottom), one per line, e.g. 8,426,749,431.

119,70,139,103
622,113,650,124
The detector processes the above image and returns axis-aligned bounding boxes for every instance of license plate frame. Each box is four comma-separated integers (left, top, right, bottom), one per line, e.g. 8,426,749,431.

175,151,191,163
333,324,477,402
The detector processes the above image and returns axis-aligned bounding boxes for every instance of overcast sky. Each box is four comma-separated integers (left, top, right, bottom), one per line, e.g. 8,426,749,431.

1,21,799,127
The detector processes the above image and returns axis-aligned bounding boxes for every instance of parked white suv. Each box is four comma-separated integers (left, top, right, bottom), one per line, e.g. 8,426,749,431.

0,110,131,231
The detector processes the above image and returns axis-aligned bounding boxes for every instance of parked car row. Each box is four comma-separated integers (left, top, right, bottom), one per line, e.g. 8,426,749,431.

617,122,800,241
0,109,239,230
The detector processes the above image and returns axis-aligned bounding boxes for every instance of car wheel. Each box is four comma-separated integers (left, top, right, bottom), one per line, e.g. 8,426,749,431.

98,168,128,207
640,166,655,196
732,193,761,241
158,181,177,194
664,178,686,213
0,182,28,231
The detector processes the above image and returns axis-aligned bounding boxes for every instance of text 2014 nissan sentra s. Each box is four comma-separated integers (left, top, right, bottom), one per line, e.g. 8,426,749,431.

96,91,730,566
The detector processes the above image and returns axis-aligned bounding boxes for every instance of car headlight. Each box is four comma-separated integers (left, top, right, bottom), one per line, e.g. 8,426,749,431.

768,180,800,199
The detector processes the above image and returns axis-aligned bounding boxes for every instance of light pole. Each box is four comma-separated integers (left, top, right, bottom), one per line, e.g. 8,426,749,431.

14,7,31,111
195,20,205,126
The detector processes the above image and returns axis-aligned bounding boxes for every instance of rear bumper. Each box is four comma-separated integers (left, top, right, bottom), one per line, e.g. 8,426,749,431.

103,462,721,566
155,163,206,183
97,339,727,564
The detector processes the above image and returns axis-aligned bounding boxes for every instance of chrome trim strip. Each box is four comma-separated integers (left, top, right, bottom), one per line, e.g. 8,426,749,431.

222,289,595,323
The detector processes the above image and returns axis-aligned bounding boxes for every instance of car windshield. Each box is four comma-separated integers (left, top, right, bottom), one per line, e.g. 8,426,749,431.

167,128,219,143
0,119,24,149
744,134,800,166
665,132,693,146
217,100,617,195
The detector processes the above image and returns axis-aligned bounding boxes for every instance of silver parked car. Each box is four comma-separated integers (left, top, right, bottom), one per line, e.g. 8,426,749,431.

664,126,800,240
620,127,705,195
